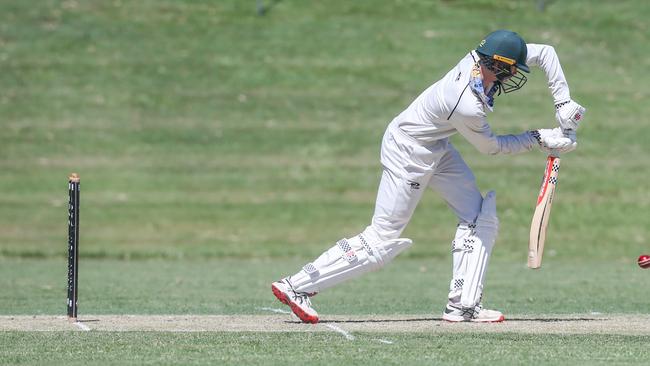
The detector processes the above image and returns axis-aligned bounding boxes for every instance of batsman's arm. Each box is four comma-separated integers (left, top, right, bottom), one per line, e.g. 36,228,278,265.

525,44,570,105
452,116,538,155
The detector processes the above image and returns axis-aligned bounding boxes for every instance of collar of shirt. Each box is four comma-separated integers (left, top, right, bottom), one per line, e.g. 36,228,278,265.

468,51,495,112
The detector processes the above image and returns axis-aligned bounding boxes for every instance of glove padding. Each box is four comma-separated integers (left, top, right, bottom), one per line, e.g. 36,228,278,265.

530,127,577,154
555,100,586,131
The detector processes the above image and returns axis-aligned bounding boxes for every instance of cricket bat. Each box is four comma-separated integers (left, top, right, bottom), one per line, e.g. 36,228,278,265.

528,155,561,269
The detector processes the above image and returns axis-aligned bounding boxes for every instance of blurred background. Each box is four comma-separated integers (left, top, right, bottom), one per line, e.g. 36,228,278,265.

0,0,648,314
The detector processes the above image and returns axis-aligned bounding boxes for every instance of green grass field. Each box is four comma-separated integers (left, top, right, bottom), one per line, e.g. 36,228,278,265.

1,0,649,365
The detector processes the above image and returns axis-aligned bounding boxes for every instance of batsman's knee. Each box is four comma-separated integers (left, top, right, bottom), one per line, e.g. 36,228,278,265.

349,233,412,271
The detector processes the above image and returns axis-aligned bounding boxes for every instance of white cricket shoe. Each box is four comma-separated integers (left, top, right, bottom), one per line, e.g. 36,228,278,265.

271,278,319,324
442,303,505,323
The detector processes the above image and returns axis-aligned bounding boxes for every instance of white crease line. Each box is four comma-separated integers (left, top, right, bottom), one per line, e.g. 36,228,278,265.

258,307,292,315
376,338,394,344
74,322,91,331
259,307,356,341
324,324,355,340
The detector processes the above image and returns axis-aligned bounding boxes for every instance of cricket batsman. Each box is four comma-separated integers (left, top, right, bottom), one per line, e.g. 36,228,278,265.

272,30,586,323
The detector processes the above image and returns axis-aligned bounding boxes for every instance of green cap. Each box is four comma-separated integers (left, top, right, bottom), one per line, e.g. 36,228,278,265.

476,30,529,73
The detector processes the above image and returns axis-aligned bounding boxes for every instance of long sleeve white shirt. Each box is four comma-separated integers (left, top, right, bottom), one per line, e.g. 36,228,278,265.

392,44,571,155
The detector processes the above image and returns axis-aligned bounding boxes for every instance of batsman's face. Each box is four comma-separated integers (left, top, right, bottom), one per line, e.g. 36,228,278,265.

504,65,519,80
480,64,498,85
494,61,517,82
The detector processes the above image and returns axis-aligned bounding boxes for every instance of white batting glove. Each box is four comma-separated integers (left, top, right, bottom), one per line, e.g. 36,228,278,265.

563,128,577,144
529,127,577,154
555,100,586,131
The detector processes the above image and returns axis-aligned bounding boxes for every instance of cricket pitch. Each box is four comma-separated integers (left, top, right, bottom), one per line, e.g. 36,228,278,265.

1,314,648,335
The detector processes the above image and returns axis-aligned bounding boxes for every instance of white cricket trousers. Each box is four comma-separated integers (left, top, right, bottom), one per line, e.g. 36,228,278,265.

363,121,483,242
286,121,488,297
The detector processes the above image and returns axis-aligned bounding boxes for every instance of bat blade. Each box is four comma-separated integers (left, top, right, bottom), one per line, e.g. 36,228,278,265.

528,155,561,269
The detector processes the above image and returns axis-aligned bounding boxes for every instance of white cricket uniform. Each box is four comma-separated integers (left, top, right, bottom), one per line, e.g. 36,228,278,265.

364,44,572,242
288,44,572,299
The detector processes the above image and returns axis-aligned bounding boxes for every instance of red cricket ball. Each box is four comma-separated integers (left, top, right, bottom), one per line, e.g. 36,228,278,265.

638,254,650,269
